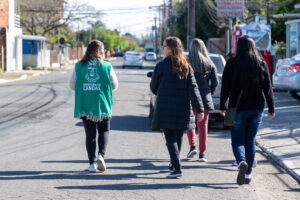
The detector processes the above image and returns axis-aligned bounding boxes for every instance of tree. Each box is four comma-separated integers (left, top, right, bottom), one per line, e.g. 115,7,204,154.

19,0,102,38
271,0,299,43
174,0,222,48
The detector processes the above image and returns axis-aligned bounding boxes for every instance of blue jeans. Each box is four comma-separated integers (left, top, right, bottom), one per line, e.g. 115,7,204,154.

230,109,263,174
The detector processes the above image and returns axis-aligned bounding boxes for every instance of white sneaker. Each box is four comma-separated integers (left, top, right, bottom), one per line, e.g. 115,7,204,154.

233,161,238,166
96,154,106,171
199,154,207,162
88,163,97,173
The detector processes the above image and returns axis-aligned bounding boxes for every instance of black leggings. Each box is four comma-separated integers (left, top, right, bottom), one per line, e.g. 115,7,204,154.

164,129,184,172
82,118,110,164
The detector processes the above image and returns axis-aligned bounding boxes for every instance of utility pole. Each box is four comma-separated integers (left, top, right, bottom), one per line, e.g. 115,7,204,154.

187,0,195,50
154,16,158,54
169,0,174,36
31,17,34,35
162,0,167,43
89,29,92,43
266,0,270,24
226,18,232,56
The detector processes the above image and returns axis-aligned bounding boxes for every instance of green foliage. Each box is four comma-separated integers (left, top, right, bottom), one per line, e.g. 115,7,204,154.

271,0,299,43
121,36,140,51
77,28,139,51
275,41,286,57
174,0,220,49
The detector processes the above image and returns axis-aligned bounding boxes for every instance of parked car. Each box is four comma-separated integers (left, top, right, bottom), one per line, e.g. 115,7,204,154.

147,53,226,126
145,52,157,61
123,51,143,69
113,51,124,57
273,53,300,100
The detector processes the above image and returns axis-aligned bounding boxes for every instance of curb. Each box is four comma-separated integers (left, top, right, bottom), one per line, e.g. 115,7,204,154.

256,140,300,184
0,71,51,85
0,74,27,84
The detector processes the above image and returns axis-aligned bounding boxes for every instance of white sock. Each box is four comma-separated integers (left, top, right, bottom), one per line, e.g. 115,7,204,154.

245,174,252,179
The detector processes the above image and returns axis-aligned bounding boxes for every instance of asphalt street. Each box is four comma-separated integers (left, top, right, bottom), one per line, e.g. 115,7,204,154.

0,58,299,200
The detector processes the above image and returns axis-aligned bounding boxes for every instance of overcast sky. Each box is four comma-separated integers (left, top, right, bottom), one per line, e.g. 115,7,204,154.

68,0,165,38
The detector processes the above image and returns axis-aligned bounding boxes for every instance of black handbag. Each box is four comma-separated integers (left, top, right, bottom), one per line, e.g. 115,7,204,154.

224,91,243,127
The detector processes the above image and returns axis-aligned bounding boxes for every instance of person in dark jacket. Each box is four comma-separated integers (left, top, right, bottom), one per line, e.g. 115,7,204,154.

186,39,219,162
220,36,275,185
150,37,205,178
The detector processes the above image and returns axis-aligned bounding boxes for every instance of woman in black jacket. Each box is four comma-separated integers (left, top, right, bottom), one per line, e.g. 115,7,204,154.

186,39,219,162
150,37,204,178
220,36,275,185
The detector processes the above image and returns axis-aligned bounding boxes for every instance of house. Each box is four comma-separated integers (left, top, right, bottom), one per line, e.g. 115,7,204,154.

0,0,23,72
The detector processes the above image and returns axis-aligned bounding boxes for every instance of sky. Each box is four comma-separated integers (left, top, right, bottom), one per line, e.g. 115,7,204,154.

68,0,165,38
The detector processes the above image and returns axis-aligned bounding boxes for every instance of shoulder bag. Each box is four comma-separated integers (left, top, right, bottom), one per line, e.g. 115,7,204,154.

224,91,243,127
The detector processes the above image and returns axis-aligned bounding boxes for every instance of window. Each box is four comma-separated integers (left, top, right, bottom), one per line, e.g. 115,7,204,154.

289,23,297,57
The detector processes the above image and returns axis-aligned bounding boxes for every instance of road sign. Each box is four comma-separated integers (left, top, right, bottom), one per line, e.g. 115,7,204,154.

217,0,244,17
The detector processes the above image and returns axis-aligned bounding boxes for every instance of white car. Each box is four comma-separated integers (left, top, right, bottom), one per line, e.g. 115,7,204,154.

123,51,143,69
147,53,226,127
145,52,157,61
273,53,300,100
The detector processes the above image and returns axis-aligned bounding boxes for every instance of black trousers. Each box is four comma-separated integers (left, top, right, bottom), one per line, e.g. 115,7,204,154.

82,117,110,164
163,129,184,172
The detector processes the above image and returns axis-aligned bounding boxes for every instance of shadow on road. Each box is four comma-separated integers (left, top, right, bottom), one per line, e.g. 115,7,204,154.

110,115,154,133
74,115,155,133
56,182,238,190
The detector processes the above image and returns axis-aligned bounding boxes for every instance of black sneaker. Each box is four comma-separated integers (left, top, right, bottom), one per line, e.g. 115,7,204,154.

245,178,251,184
187,146,197,158
237,161,248,185
199,153,207,162
168,163,175,172
166,170,183,178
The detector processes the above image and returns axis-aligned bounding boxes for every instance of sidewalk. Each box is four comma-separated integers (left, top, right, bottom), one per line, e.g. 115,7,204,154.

0,58,118,85
256,91,300,183
0,70,50,84
0,65,74,85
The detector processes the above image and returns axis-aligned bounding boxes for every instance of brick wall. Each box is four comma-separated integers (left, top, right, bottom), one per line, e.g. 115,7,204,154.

0,0,8,28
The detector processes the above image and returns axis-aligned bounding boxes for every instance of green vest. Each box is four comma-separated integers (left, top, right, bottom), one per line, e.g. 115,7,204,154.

74,59,113,121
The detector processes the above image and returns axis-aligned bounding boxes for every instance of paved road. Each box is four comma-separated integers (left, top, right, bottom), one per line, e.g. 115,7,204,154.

0,58,299,200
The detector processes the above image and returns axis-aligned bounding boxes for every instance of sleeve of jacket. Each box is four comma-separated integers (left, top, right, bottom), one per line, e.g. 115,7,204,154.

150,63,160,95
188,68,204,113
262,62,275,113
210,63,219,95
220,58,232,110
110,65,119,91
69,66,76,91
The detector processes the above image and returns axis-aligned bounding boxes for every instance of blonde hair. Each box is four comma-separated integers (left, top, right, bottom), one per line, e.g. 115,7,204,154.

188,39,211,73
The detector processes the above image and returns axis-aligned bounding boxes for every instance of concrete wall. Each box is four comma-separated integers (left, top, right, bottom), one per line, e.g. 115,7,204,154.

23,49,51,68
23,54,37,67
5,0,22,71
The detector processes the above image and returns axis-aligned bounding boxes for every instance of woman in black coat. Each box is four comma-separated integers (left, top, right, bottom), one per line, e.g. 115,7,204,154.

150,37,204,178
220,36,275,185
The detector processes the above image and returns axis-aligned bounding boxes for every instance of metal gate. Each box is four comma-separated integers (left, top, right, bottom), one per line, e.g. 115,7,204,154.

0,28,6,71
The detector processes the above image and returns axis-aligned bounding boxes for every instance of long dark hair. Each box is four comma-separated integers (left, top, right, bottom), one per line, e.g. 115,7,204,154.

81,40,105,66
235,35,266,86
165,37,189,79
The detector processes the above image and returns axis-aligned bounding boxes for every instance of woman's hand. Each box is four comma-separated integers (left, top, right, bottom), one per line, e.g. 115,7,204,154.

220,110,226,117
196,113,205,122
268,113,275,119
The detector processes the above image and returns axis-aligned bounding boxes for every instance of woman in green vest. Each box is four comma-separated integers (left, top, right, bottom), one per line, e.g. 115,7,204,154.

69,40,118,173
